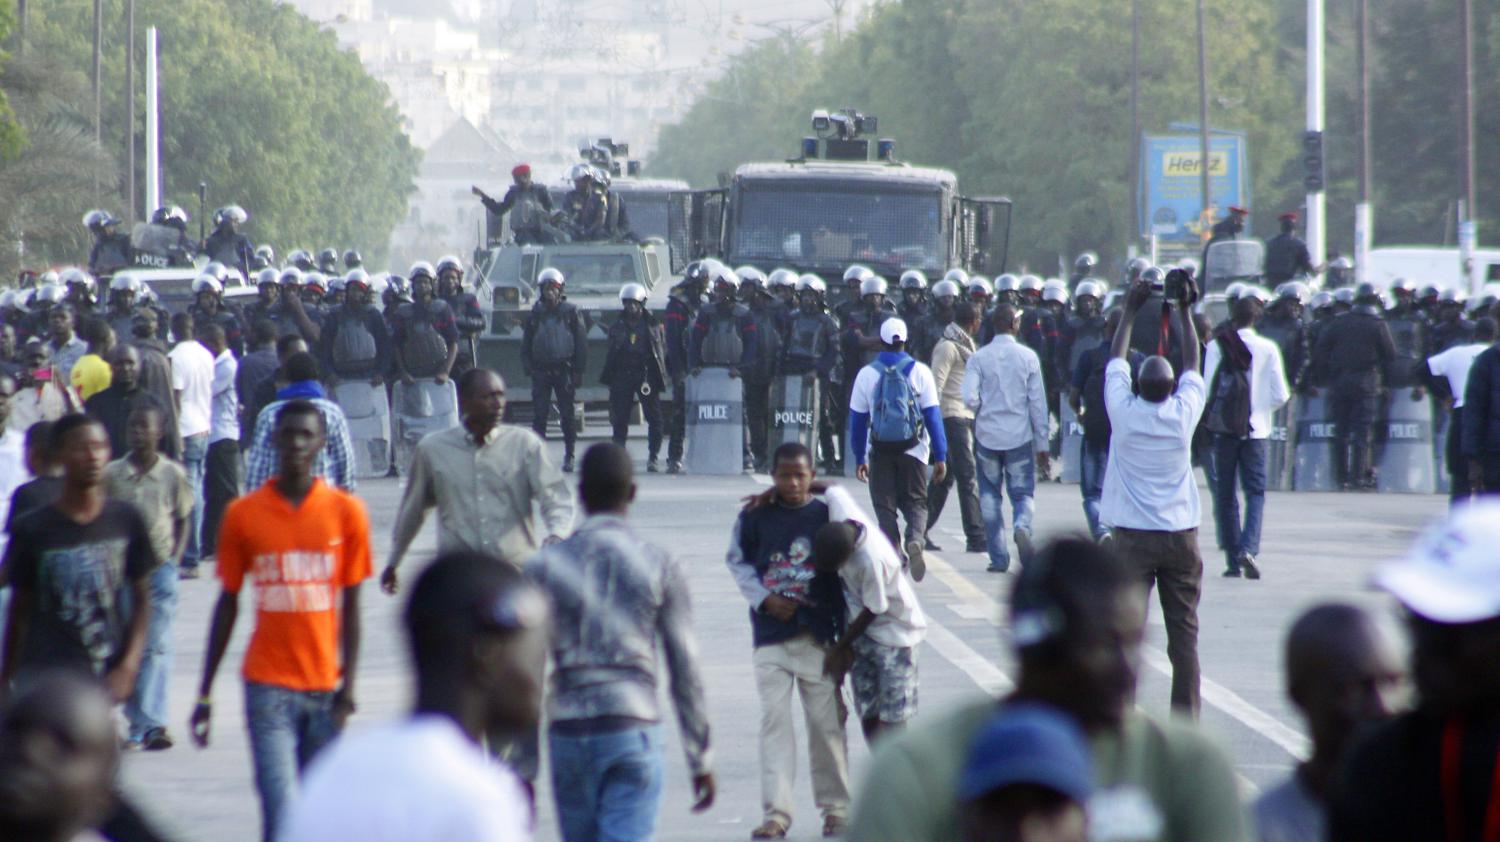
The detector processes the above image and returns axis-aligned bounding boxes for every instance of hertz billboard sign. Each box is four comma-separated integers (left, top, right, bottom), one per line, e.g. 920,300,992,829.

1138,133,1249,246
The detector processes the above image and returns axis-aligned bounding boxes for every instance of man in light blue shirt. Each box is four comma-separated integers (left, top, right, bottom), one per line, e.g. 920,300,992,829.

960,304,1050,572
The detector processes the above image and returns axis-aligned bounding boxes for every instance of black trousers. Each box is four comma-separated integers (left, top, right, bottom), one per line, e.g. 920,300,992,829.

531,368,577,454
669,379,687,462
927,417,985,546
202,438,241,557
869,448,929,554
1113,526,1202,717
1330,385,1380,489
608,382,662,459
744,377,772,469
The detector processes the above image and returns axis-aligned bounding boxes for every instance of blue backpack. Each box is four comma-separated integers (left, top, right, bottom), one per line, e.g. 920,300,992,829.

869,357,923,449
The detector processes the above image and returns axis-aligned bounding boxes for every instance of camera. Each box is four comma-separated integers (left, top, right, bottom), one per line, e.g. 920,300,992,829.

1163,267,1191,303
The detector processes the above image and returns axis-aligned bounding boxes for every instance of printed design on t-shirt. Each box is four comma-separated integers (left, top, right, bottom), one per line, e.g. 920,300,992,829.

39,538,129,668
252,550,338,613
761,536,816,605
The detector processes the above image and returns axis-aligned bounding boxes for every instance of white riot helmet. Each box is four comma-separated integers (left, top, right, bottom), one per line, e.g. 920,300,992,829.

1019,275,1045,294
860,275,888,297
1176,257,1200,279
712,263,740,292
932,279,961,300
994,274,1021,293
735,265,769,292
537,267,565,288
59,267,96,293
192,274,224,295
966,276,994,298
619,283,648,304
278,267,304,287
843,265,875,286
213,205,249,226
435,255,465,279
1239,285,1272,305
568,163,593,182
344,268,371,290
942,268,970,287
1074,279,1106,301
1224,281,1248,301
38,270,60,288
407,261,437,283
302,272,328,294
327,276,348,294
255,267,281,287
768,268,798,290
34,284,65,305
899,270,929,290
203,261,229,283
109,274,143,293
1041,281,1069,305
796,274,827,295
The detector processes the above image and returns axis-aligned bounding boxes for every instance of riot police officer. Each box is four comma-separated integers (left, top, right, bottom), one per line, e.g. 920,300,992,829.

897,270,929,323
319,269,391,388
435,255,485,376
1202,205,1249,267
841,273,894,392
521,267,586,472
768,268,798,312
343,249,363,271
601,283,668,471
202,206,254,278
689,264,758,377
317,248,340,276
1416,284,1442,323
1261,282,1311,389
1069,252,1098,289
1430,289,1476,353
1325,256,1354,289
971,276,999,343
561,164,607,241
1263,212,1317,285
738,266,782,472
993,273,1021,307
323,275,347,313
782,275,841,469
835,264,875,328
105,275,147,343
147,206,196,266
189,269,245,357
1310,282,1397,490
250,244,276,273
243,267,280,328
912,278,961,364
84,211,132,278
663,261,711,474
269,267,322,342
286,250,316,273
1305,290,1336,357
1385,279,1430,390
59,268,99,316
1058,279,1108,394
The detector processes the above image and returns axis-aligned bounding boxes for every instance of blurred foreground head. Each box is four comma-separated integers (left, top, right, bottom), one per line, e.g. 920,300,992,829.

0,671,119,842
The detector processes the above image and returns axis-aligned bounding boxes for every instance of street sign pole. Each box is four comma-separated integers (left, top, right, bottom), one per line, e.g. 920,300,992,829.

1306,0,1326,266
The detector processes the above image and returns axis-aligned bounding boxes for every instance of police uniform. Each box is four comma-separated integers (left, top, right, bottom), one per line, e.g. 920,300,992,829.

1311,304,1397,489
663,287,701,469
1258,308,1310,390
480,184,559,245
1384,304,1430,388
444,291,486,376
320,303,392,382
521,298,587,462
189,303,246,358
202,229,254,278
911,305,954,364
743,298,785,471
1263,231,1314,285
88,232,133,278
601,312,668,462
782,305,842,468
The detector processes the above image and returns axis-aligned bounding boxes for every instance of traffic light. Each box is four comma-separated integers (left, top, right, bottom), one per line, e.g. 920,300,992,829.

1303,130,1325,192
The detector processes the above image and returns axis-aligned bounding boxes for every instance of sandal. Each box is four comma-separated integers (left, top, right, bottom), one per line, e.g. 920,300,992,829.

823,815,848,837
751,819,788,839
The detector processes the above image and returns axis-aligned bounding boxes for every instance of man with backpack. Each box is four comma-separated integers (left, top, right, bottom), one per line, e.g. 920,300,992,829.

848,318,947,581
960,304,1050,573
1203,294,1289,580
319,273,391,390
521,267,587,473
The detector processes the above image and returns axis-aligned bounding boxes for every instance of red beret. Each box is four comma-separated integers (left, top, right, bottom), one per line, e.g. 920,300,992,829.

1278,211,1298,221
512,164,531,177
1229,205,1249,215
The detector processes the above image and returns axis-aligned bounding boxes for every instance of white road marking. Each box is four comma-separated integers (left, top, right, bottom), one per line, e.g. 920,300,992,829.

923,545,1308,761
923,619,1014,695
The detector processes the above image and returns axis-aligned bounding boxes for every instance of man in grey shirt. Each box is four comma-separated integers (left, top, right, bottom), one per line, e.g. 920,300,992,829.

526,443,715,840
1253,603,1404,842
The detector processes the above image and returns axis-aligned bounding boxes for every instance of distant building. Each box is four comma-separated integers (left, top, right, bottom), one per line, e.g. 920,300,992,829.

387,117,518,267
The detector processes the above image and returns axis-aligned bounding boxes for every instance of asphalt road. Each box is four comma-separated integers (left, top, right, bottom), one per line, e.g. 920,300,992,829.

116,436,1447,841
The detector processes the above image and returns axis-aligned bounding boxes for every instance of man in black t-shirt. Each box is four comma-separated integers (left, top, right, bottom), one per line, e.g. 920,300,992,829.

0,414,154,703
5,420,62,539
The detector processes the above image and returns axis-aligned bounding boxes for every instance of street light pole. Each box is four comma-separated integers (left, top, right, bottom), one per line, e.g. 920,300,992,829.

125,0,137,224
1353,0,1371,282
1128,0,1140,254
1195,0,1211,237
1459,0,1477,293
1305,0,1326,270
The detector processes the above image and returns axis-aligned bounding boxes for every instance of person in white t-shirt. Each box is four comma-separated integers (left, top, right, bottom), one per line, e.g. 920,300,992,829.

847,318,948,582
1427,316,1496,506
167,311,215,576
1101,274,1206,718
815,483,927,745
198,323,240,561
279,551,548,842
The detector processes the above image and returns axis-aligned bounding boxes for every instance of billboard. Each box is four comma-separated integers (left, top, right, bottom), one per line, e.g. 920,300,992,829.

1139,133,1250,248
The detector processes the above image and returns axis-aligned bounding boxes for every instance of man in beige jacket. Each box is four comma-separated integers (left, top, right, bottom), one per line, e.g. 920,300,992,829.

924,302,985,553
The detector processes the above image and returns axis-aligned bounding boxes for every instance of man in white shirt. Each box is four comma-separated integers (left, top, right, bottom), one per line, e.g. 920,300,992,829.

960,303,1050,573
1101,274,1206,717
1428,317,1496,506
848,318,947,581
1203,292,1290,579
168,311,215,576
279,551,545,842
0,374,28,557
816,483,926,745
198,323,240,560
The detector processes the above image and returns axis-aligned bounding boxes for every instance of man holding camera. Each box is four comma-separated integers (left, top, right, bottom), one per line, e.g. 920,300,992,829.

1101,272,1206,717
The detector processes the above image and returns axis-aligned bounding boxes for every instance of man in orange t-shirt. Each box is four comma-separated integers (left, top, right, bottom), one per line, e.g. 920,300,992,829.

188,399,372,842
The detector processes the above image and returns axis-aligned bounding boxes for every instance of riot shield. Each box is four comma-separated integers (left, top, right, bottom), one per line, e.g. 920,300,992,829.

769,374,821,452
1266,403,1295,491
391,378,459,476
1377,387,1436,494
1293,392,1338,491
130,223,193,268
685,368,745,475
1059,401,1083,484
334,381,391,479
1203,240,1265,294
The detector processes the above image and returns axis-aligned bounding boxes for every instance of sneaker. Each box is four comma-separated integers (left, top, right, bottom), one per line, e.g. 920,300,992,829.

986,562,1010,573
1221,565,1242,578
562,454,575,473
822,815,847,838
1239,552,1261,580
121,736,144,751
142,727,174,751
923,537,942,552
1013,529,1034,564
646,458,661,473
905,540,926,582
666,460,682,475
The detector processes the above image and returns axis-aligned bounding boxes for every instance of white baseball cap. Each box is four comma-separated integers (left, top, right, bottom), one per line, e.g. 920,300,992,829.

880,318,908,345
1374,501,1500,623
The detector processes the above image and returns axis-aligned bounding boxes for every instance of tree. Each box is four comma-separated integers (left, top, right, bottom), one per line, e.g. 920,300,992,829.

19,0,418,264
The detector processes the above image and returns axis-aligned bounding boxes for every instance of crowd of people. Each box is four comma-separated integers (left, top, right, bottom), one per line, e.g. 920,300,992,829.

3,196,1500,842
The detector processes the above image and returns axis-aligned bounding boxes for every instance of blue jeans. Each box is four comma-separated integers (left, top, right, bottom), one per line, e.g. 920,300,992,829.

125,563,178,738
245,681,340,842
1079,439,1110,539
180,433,208,567
976,443,1036,571
549,724,665,842
1212,434,1268,559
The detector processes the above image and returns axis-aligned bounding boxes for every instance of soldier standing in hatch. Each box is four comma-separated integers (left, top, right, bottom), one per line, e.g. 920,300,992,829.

1263,212,1319,286
474,164,561,246
522,267,586,473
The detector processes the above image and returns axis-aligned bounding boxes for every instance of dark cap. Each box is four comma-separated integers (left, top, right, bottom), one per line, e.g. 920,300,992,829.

957,703,1094,803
